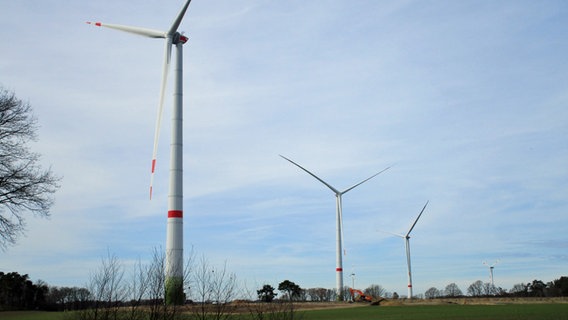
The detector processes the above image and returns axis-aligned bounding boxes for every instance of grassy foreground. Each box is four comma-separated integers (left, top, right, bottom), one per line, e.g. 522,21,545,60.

2,303,568,320
303,303,568,320
0,311,65,320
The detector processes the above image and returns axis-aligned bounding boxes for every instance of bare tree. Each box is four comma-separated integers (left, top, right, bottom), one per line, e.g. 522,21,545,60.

306,288,327,302
0,87,60,249
80,252,127,320
145,247,193,320
80,248,194,320
124,258,150,320
188,255,238,320
467,280,484,297
364,284,386,298
444,283,462,297
482,282,497,296
424,287,441,299
146,248,167,320
510,283,528,296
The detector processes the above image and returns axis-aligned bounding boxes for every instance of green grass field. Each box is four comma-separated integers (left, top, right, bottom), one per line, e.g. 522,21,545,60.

0,311,66,320
303,304,568,320
2,304,568,320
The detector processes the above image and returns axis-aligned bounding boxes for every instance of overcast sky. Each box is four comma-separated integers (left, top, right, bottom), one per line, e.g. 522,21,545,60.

1,0,567,297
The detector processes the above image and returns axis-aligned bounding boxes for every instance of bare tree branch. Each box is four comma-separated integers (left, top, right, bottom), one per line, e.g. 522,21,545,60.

0,86,61,249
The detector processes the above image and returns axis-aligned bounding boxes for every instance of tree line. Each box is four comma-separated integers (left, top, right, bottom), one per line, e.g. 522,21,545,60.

3,268,567,313
423,277,568,299
0,271,90,311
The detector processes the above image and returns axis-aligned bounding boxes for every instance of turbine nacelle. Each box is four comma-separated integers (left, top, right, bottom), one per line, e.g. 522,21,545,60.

87,0,192,199
178,34,189,44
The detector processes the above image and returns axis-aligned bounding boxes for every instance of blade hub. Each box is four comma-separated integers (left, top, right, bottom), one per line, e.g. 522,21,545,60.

172,32,188,44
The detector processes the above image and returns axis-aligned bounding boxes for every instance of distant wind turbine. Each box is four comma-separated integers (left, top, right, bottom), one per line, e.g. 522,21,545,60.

280,155,390,300
483,260,500,287
379,201,429,299
87,0,192,304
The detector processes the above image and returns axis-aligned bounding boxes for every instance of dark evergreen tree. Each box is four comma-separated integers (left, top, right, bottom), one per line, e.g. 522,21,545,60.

257,284,277,302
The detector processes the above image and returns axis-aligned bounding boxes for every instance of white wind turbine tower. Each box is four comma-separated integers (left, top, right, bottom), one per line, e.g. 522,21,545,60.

87,0,192,304
280,155,389,300
483,260,500,287
380,201,429,299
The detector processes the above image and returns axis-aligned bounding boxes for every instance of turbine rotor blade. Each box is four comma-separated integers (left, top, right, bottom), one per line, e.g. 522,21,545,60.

338,195,346,256
342,166,391,195
377,229,405,238
149,36,173,199
86,21,165,38
168,0,192,35
407,200,429,236
280,155,340,194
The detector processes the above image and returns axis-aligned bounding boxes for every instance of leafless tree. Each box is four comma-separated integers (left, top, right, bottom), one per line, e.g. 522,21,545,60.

124,258,150,320
482,282,498,296
188,255,238,320
467,280,484,297
80,248,194,320
306,288,328,302
510,283,527,296
145,247,193,320
444,283,463,297
80,252,127,320
0,87,60,249
424,287,441,299
364,284,386,298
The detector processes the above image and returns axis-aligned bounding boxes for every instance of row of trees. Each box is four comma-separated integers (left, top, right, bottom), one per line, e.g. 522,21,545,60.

256,278,568,303
4,271,567,312
0,271,92,311
423,277,568,299
0,272,48,310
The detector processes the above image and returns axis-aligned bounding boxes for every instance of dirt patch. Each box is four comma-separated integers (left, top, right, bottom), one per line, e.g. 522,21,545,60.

292,302,366,311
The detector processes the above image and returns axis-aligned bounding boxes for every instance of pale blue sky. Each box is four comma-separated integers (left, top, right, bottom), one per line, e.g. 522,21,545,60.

1,0,567,297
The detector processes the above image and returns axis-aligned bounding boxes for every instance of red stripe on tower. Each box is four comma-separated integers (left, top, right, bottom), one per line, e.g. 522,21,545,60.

168,210,183,218
151,159,157,173
336,268,343,272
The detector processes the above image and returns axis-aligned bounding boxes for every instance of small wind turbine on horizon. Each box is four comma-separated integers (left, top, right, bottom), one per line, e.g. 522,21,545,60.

483,260,500,287
378,201,429,299
280,155,390,300
87,0,193,304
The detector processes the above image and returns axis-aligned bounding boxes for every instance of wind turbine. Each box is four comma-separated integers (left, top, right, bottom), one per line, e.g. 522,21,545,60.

280,155,389,300
483,260,500,287
87,0,192,304
380,201,429,299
